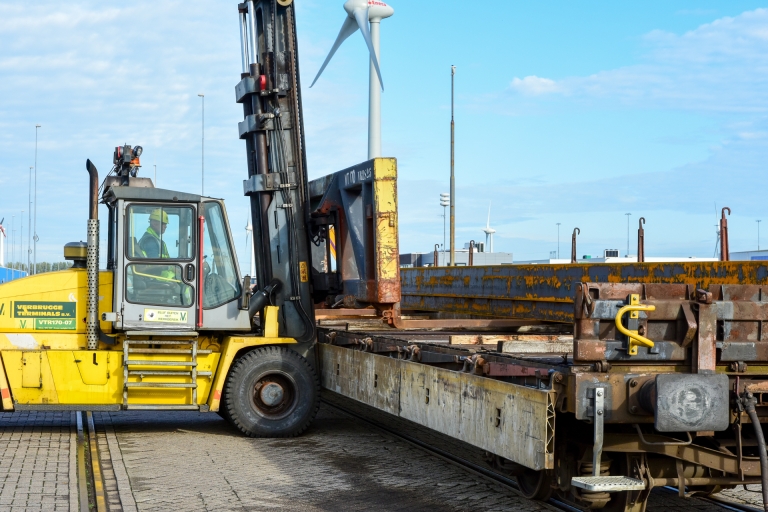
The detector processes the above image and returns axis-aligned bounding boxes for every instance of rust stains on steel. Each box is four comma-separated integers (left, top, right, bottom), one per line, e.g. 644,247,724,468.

400,262,768,323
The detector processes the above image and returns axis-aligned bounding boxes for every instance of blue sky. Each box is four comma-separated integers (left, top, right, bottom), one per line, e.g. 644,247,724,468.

1,1,768,270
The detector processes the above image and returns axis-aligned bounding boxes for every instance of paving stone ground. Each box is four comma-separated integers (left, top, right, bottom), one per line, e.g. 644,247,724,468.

0,412,73,512
95,403,553,512
0,402,763,511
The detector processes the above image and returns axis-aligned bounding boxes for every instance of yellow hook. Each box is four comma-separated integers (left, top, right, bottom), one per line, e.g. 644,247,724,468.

614,294,656,356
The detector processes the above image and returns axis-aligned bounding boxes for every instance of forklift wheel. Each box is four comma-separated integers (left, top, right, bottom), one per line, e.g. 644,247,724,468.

224,346,319,437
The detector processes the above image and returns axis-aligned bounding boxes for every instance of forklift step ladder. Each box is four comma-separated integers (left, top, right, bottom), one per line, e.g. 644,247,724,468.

122,331,211,411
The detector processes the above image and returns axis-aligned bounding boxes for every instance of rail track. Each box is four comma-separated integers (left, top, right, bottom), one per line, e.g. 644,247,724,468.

321,396,766,512
75,411,107,512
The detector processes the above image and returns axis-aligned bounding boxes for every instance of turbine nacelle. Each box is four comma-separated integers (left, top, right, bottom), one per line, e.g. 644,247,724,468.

311,0,394,91
344,0,394,21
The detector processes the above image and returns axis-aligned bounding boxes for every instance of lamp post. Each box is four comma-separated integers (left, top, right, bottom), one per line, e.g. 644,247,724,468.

33,123,40,275
440,193,449,264
758,219,762,251
556,222,561,259
198,94,205,196
449,65,456,266
28,167,32,273
625,213,631,257
154,164,157,186
20,211,23,273
11,215,14,269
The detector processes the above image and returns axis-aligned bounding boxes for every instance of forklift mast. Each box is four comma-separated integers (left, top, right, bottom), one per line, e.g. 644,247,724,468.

236,0,315,343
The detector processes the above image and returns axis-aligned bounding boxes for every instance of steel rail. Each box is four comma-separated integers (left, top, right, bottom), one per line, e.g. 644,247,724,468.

702,496,764,512
660,486,765,512
75,411,107,512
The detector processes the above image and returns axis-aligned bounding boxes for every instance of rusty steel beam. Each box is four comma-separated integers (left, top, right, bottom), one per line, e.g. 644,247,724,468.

400,262,768,323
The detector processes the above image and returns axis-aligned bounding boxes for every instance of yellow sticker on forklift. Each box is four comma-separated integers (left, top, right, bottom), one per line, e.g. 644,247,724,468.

299,261,309,283
143,309,189,323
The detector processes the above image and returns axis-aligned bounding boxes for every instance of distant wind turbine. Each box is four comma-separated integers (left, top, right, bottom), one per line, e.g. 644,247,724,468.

483,204,496,253
0,218,5,267
310,0,395,159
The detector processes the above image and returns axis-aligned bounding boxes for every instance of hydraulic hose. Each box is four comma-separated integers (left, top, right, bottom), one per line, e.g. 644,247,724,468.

743,392,768,512
248,279,282,323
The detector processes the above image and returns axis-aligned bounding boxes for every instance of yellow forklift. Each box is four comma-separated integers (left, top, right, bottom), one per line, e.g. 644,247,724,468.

0,0,322,437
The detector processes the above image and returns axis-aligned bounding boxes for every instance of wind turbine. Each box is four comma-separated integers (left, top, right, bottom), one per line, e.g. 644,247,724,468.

0,218,5,268
483,204,496,253
310,0,395,159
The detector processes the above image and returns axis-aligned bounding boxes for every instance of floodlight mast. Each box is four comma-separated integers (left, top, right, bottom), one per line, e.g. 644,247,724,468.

449,65,456,266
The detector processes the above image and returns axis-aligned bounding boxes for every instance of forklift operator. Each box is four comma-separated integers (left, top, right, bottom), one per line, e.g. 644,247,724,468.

138,209,177,283
140,209,171,260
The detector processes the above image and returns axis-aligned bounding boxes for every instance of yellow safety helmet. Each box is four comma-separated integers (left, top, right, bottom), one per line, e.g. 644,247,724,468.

149,209,169,224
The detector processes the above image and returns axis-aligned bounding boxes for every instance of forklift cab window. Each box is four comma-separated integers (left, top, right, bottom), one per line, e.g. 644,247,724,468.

202,202,241,308
124,205,195,307
125,205,195,260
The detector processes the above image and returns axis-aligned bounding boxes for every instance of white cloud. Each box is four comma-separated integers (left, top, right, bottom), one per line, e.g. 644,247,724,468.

509,76,561,96
524,8,768,113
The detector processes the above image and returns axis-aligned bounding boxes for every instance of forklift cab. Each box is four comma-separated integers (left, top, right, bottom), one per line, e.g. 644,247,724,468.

103,183,251,332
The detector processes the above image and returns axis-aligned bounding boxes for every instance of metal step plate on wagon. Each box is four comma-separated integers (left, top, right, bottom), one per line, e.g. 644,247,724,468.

570,476,646,493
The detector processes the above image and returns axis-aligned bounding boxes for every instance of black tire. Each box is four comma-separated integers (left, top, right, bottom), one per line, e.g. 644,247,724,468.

217,388,233,423
224,346,319,437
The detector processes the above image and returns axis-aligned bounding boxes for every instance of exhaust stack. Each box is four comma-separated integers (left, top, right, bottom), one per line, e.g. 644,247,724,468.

85,159,100,350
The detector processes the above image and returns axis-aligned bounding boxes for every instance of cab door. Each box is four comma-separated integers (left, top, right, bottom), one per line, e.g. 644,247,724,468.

118,203,197,330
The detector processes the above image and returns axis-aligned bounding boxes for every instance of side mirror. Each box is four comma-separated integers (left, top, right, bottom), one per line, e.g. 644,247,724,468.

240,275,251,310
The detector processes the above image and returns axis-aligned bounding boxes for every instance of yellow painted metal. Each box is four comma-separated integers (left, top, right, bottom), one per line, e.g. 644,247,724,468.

371,158,400,303
0,269,113,335
63,244,87,259
0,355,14,410
207,306,298,412
4,351,60,404
21,352,41,388
615,294,656,356
2,346,224,406
0,273,297,410
264,305,279,338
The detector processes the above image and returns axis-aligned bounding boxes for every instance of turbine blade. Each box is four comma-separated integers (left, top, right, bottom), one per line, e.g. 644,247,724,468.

486,203,491,229
310,16,359,88
353,7,384,91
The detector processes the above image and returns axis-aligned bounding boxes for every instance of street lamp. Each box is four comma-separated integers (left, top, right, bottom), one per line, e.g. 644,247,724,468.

198,94,205,196
28,167,32,273
440,193,449,264
449,65,456,266
556,222,561,259
11,215,14,269
20,211,24,273
625,213,631,257
34,124,40,274
758,220,762,251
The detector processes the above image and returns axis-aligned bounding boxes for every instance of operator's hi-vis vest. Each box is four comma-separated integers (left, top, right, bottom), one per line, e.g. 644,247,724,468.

138,227,174,279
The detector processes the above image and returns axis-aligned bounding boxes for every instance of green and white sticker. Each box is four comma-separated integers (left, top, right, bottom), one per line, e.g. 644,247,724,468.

143,309,189,323
35,318,77,330
14,301,76,319
12,302,77,330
